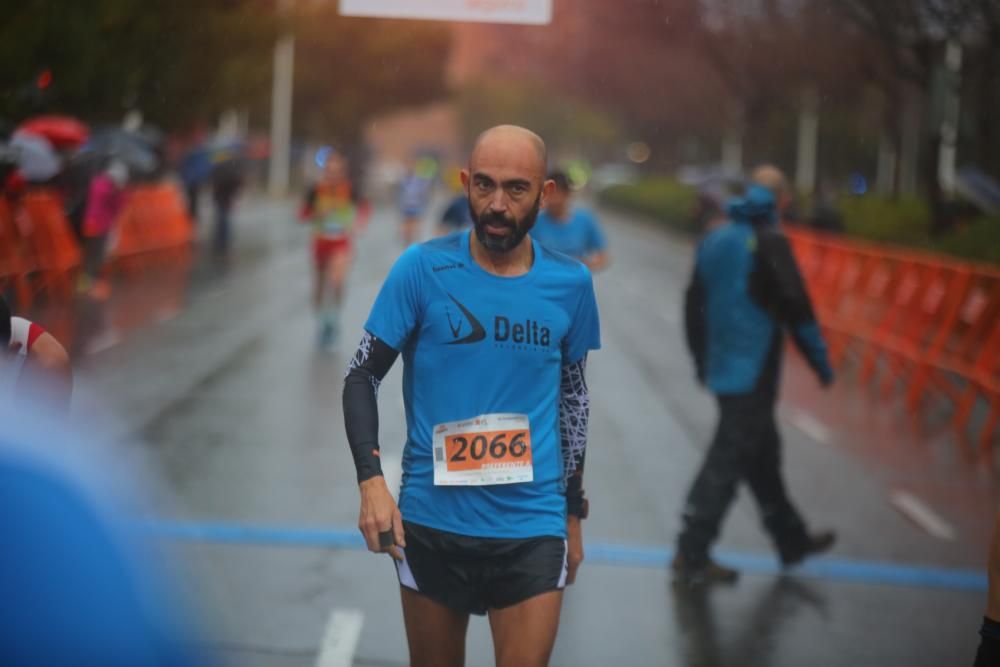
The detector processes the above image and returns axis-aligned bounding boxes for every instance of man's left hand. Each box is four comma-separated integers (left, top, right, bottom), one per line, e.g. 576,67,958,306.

566,515,584,585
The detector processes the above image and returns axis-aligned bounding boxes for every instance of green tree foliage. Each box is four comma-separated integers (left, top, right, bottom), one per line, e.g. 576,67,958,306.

0,1,452,143
0,0,278,129
598,177,699,233
291,7,450,144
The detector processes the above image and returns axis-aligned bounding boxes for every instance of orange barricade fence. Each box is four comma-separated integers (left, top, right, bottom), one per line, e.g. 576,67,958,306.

16,189,81,302
106,183,194,274
0,196,36,309
787,228,1000,457
0,183,194,308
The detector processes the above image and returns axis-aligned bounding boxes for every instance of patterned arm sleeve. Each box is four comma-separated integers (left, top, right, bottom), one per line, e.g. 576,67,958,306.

343,331,399,483
560,355,591,518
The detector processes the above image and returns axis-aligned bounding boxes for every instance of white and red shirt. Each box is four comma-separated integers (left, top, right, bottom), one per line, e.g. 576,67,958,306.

2,317,46,397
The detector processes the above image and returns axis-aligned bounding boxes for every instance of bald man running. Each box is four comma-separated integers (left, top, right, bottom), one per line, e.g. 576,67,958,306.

343,125,601,666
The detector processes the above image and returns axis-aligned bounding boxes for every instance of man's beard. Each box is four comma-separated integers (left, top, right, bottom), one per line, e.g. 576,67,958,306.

469,193,541,254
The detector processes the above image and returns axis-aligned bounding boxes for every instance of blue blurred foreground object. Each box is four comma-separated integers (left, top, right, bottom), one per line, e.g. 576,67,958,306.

0,410,206,666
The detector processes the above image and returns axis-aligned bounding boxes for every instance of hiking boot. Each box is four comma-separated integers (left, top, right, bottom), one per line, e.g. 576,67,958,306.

671,554,740,586
780,530,836,568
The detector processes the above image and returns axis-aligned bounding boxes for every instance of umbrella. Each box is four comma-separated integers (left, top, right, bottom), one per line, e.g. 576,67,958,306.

17,115,89,149
82,128,158,175
9,131,61,182
134,125,165,147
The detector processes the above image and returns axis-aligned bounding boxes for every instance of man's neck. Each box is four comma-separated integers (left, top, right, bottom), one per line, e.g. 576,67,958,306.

469,231,533,277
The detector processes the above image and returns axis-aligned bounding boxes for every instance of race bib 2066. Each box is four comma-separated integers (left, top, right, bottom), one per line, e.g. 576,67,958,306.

432,413,533,486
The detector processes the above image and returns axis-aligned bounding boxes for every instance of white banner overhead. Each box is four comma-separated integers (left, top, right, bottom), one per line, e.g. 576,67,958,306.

339,0,552,25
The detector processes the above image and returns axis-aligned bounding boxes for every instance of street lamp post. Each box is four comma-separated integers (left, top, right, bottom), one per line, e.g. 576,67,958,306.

268,1,295,198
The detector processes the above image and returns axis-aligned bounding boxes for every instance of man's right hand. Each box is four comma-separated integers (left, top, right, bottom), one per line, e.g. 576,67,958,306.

358,476,405,560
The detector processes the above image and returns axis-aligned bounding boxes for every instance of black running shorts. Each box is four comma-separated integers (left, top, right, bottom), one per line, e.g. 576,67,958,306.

394,520,568,615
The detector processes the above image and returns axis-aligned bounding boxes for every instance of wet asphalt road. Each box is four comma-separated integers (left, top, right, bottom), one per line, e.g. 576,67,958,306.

68,194,996,666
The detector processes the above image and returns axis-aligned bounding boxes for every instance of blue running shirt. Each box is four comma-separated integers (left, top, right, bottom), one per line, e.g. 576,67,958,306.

365,231,601,539
532,208,607,261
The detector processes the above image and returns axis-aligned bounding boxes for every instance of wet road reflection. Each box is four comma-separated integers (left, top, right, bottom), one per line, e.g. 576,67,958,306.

672,578,828,666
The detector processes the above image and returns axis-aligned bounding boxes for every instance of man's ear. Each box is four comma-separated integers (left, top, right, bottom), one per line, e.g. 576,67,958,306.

460,169,470,190
540,179,555,209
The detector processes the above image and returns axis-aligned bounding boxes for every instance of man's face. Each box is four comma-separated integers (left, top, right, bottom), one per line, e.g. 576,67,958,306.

323,155,347,183
467,190,542,253
461,138,551,253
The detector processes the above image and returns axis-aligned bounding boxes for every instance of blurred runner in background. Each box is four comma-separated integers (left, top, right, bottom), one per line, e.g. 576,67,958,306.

436,191,473,237
532,171,608,272
398,157,435,246
300,151,369,348
436,166,473,237
210,153,243,255
674,178,835,586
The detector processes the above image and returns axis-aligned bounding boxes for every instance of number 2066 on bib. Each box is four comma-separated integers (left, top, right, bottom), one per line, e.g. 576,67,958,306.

433,414,534,486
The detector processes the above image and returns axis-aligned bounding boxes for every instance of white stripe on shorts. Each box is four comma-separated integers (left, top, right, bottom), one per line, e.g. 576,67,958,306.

395,548,419,591
557,539,569,588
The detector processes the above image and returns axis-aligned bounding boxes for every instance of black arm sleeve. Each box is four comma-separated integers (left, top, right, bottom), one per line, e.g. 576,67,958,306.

342,331,399,483
560,356,590,518
684,265,707,383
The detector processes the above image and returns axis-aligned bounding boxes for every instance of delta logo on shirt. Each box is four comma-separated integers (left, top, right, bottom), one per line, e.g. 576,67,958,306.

444,293,551,350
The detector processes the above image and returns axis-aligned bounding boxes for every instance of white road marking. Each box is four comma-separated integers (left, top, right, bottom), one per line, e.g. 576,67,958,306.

787,410,831,445
315,608,364,667
889,490,957,542
381,452,402,496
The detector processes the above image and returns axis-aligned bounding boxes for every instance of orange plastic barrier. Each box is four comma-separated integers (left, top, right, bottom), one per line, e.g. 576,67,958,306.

106,183,194,273
0,183,193,306
0,197,35,308
788,228,1000,456
18,189,81,299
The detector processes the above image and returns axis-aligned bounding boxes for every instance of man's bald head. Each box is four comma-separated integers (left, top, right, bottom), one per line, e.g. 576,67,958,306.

462,125,552,254
470,125,547,175
750,164,788,199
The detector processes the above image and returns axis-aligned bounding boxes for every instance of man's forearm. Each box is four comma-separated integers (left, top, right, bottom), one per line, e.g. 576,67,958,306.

343,332,398,483
560,357,590,518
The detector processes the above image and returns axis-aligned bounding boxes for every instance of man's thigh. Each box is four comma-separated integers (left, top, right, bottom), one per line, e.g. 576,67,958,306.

400,586,470,667
488,589,564,667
